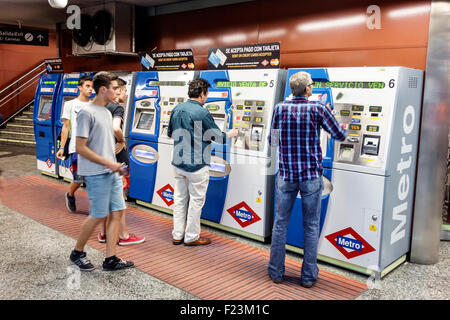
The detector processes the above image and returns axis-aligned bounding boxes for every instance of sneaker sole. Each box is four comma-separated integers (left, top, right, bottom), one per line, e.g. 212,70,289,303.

117,239,146,246
70,261,95,272
102,264,135,271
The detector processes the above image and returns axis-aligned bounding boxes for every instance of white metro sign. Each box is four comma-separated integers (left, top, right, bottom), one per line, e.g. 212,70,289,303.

391,104,415,245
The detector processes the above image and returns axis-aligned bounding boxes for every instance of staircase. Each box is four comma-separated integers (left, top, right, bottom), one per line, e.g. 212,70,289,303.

0,103,35,146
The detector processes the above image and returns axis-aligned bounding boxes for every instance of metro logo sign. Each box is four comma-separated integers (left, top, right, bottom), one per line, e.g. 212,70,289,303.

46,159,53,168
325,227,375,259
227,201,261,228
157,184,174,206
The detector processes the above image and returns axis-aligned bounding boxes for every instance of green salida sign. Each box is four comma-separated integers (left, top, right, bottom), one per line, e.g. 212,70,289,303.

206,104,220,112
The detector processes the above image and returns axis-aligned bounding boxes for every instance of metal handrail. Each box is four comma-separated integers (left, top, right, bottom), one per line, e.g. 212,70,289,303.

0,69,46,110
0,62,46,97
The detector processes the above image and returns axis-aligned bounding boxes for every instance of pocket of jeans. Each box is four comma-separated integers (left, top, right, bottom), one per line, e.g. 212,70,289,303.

300,179,322,195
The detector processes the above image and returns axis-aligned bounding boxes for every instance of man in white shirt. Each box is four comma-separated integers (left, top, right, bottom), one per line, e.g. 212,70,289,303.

56,75,93,213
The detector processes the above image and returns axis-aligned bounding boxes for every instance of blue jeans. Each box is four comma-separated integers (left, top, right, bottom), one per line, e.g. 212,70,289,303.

268,175,323,284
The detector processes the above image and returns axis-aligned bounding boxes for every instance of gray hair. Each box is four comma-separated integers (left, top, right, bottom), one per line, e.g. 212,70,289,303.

289,71,312,96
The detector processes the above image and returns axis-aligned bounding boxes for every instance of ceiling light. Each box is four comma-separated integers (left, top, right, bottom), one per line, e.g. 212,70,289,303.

297,14,366,32
48,0,68,9
388,5,430,18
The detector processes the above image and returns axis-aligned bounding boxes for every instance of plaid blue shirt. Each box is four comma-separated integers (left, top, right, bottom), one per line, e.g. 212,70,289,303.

268,96,346,182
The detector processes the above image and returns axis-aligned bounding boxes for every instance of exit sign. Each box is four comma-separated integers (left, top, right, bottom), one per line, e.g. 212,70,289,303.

0,27,48,46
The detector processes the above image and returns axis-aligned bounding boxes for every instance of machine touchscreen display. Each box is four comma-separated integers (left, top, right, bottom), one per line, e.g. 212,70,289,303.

38,98,53,119
137,112,154,130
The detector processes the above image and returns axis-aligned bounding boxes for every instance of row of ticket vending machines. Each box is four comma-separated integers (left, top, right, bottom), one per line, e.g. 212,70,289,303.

33,67,424,278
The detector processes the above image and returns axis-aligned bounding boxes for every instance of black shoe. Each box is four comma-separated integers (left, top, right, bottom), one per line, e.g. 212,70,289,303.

300,282,315,288
102,256,134,271
70,250,95,272
65,192,76,213
172,238,183,245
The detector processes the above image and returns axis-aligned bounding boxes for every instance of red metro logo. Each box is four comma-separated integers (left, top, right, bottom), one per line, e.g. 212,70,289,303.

157,184,174,206
226,201,261,228
325,227,376,259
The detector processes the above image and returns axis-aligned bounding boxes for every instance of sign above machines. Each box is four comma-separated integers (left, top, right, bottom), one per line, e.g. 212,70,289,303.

0,27,48,46
208,42,280,70
139,49,195,71
45,58,63,73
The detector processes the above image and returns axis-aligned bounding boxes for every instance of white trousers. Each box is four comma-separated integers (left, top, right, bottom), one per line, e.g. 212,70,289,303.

172,166,210,243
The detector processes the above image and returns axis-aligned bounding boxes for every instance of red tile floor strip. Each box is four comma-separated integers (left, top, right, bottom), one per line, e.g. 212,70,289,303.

0,175,367,300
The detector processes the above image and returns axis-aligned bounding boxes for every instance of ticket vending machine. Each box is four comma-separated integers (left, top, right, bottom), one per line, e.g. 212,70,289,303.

127,72,160,203
200,69,286,242
282,67,424,278
33,73,62,178
54,72,94,181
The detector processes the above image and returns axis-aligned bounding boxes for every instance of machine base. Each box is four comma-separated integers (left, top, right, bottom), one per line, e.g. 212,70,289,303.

136,200,173,215
41,171,59,179
285,244,407,279
441,223,450,241
135,200,269,243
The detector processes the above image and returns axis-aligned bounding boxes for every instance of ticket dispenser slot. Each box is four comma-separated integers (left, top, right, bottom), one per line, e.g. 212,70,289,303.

361,135,380,156
338,144,355,162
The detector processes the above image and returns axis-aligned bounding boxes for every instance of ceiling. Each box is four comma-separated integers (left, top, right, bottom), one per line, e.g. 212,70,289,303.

0,0,185,29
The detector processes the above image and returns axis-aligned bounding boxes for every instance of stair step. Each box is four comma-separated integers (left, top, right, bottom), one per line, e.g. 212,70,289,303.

6,123,33,129
3,125,34,134
0,137,35,146
0,131,35,141
11,117,33,125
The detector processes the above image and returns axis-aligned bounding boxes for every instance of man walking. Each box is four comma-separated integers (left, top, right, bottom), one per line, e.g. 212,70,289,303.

267,71,346,287
168,78,238,246
98,77,145,246
69,71,134,271
56,75,93,213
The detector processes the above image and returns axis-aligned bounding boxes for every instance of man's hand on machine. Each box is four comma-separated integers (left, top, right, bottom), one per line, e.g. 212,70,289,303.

227,128,239,138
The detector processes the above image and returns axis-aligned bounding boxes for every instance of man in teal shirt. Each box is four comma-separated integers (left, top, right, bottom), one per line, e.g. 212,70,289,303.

168,78,238,246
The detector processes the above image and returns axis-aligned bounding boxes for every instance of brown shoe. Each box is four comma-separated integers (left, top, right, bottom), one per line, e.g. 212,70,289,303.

184,236,211,246
172,238,183,245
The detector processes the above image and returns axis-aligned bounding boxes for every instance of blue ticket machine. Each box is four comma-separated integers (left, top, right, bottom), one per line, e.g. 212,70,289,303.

127,72,161,202
276,68,334,249
54,72,95,181
33,73,62,178
199,70,233,223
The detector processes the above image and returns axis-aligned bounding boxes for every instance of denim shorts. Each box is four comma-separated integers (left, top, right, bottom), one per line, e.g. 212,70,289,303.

84,172,126,218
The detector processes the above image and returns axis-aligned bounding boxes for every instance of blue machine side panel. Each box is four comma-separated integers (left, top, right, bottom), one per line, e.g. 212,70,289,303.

128,72,160,143
283,168,332,248
199,70,232,223
33,73,61,168
128,139,159,202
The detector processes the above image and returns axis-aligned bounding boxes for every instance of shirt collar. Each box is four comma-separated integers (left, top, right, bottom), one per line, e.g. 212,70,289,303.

187,99,204,107
291,96,309,101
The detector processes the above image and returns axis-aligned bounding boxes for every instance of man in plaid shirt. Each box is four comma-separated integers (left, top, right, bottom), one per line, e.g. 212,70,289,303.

267,71,346,288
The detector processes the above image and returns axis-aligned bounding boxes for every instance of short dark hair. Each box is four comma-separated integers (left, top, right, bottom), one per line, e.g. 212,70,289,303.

78,75,93,87
92,71,118,94
117,78,127,87
188,78,210,98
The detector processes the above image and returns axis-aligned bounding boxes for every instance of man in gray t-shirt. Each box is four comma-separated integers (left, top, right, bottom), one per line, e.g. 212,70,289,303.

76,103,116,176
69,71,134,272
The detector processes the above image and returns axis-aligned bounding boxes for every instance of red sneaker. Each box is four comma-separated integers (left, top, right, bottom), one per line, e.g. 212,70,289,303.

98,232,106,243
118,233,145,246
